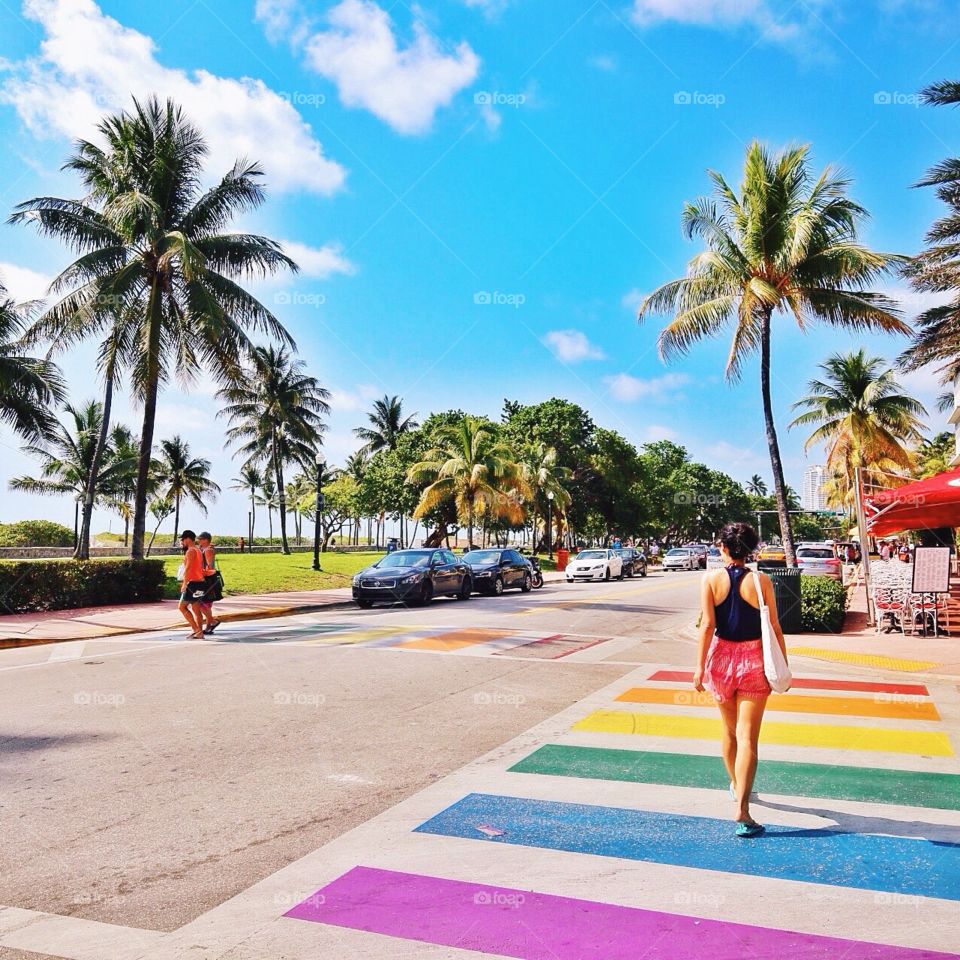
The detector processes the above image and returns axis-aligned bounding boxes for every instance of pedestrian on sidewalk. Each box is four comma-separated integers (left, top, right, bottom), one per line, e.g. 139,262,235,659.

198,532,223,636
177,530,207,640
693,521,789,838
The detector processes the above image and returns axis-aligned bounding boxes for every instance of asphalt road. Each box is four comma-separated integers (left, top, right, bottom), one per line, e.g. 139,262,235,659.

0,570,702,942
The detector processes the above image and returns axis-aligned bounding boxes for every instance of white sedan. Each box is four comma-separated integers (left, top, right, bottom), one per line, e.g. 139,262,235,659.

565,549,624,582
662,547,699,571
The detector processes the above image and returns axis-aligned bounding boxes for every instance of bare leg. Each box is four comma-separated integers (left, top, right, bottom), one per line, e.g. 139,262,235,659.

734,695,768,823
200,603,214,627
179,600,201,636
717,698,738,791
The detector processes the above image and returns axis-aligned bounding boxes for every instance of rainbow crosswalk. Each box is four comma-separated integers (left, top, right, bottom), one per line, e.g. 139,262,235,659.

279,664,960,958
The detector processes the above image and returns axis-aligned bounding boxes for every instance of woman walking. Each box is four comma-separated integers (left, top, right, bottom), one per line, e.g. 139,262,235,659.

693,522,788,837
177,530,207,640
198,531,222,635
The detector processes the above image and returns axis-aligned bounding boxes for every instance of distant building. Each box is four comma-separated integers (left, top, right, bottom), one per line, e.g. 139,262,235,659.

802,465,828,512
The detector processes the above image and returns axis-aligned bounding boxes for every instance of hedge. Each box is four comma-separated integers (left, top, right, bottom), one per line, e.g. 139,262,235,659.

0,520,74,548
800,576,848,633
0,559,167,614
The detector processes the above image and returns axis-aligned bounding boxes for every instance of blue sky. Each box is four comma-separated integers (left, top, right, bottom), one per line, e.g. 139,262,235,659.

0,0,952,537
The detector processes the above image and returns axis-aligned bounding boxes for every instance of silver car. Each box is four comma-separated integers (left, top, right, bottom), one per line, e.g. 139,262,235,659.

662,548,698,572
705,547,724,570
795,546,843,581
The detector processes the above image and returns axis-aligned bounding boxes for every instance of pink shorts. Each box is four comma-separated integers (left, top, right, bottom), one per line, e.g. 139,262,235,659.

704,637,770,703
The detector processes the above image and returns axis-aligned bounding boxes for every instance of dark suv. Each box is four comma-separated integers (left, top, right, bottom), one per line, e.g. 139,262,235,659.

462,549,533,595
615,547,647,578
352,549,472,608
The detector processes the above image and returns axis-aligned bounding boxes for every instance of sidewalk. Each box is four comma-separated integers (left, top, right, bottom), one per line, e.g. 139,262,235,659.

0,571,569,647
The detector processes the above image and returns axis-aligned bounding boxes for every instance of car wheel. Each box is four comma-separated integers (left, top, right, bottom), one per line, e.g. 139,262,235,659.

604,567,611,582
639,562,647,578
418,580,434,606
521,573,532,593
492,576,504,596
617,567,624,580
456,577,472,600
356,599,374,609
625,565,634,579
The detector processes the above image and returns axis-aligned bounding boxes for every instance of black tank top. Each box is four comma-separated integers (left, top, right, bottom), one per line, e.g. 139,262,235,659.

714,565,762,642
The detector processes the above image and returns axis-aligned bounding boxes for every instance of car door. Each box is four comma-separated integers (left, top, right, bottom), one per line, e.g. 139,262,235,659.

439,551,461,594
608,550,621,577
507,550,525,587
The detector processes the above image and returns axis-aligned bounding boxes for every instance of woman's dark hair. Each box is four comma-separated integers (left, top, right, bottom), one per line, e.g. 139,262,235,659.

719,522,759,560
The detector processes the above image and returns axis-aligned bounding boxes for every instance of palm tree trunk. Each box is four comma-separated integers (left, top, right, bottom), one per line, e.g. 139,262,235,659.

131,284,163,560
76,362,116,560
123,513,129,547
73,501,79,552
467,505,474,551
172,492,181,546
760,309,796,566
250,492,256,542
268,508,274,544
273,431,291,555
146,513,163,555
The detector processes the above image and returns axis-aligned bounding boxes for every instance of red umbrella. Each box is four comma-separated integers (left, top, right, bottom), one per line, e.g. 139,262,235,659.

866,467,960,536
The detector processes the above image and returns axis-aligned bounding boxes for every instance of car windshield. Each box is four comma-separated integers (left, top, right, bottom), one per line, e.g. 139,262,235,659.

666,549,689,557
577,550,607,560
376,551,432,569
463,550,501,564
707,548,721,556
798,548,834,559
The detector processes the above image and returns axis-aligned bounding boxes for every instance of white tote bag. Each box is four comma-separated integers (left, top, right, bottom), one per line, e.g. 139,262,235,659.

753,571,792,693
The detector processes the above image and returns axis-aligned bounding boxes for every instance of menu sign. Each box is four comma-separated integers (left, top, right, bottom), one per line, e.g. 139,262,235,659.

912,547,952,594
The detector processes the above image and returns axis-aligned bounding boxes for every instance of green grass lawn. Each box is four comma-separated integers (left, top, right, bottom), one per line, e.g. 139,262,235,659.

160,551,383,599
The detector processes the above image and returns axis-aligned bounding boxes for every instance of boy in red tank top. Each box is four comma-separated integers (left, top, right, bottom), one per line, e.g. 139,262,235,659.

178,530,206,639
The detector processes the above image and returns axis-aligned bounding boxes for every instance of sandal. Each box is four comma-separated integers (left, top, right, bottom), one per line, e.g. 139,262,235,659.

736,821,765,838
204,620,221,635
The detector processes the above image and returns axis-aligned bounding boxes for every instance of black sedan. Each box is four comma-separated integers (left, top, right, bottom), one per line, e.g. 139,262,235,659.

352,549,472,608
462,548,532,595
615,547,647,578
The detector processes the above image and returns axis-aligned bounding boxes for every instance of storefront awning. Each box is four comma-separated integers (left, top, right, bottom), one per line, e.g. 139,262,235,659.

866,467,960,536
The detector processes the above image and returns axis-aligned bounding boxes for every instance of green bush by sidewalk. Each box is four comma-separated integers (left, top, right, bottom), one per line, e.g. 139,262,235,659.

0,559,166,613
0,520,75,548
800,576,848,633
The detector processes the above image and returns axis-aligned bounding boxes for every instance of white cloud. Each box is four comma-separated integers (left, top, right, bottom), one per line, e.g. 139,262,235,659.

605,372,689,402
301,0,480,135
281,240,356,279
0,262,52,302
621,288,645,313
255,0,299,41
1,0,346,196
588,53,619,72
542,329,605,363
153,402,217,435
328,384,381,413
631,0,799,39
704,439,767,468
479,101,502,134
462,0,509,12
642,423,679,442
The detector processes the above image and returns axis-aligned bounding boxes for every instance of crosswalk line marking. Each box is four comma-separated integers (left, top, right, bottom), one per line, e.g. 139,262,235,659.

647,670,931,696
788,647,940,673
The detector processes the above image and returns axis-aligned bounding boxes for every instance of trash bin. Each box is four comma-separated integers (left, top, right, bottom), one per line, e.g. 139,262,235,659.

767,568,802,633
556,548,569,572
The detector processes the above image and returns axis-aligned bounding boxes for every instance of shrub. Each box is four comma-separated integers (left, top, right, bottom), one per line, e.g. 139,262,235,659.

800,576,848,633
0,520,75,548
0,559,166,614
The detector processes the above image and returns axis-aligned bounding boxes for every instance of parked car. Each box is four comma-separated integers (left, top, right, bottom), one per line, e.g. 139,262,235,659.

683,543,709,568
662,548,699,572
705,546,724,569
565,548,623,582
795,545,843,581
614,547,647,578
352,549,472,608
462,548,532,595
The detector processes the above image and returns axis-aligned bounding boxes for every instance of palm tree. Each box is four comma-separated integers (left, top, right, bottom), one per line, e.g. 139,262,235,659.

899,81,960,393
790,351,926,506
344,449,368,545
218,345,330,554
519,442,571,552
154,436,220,544
104,424,140,546
915,431,953,478
9,401,134,549
638,142,908,565
0,277,65,441
230,464,263,544
146,495,174,555
408,417,527,548
745,474,767,496
353,395,418,454
10,97,297,560
256,474,280,544
284,473,315,545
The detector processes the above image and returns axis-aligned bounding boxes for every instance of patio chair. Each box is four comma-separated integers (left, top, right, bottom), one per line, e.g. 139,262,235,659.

873,587,907,634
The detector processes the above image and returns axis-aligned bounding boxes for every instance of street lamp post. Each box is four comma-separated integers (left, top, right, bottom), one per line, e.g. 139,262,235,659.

312,455,325,572
547,491,554,561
